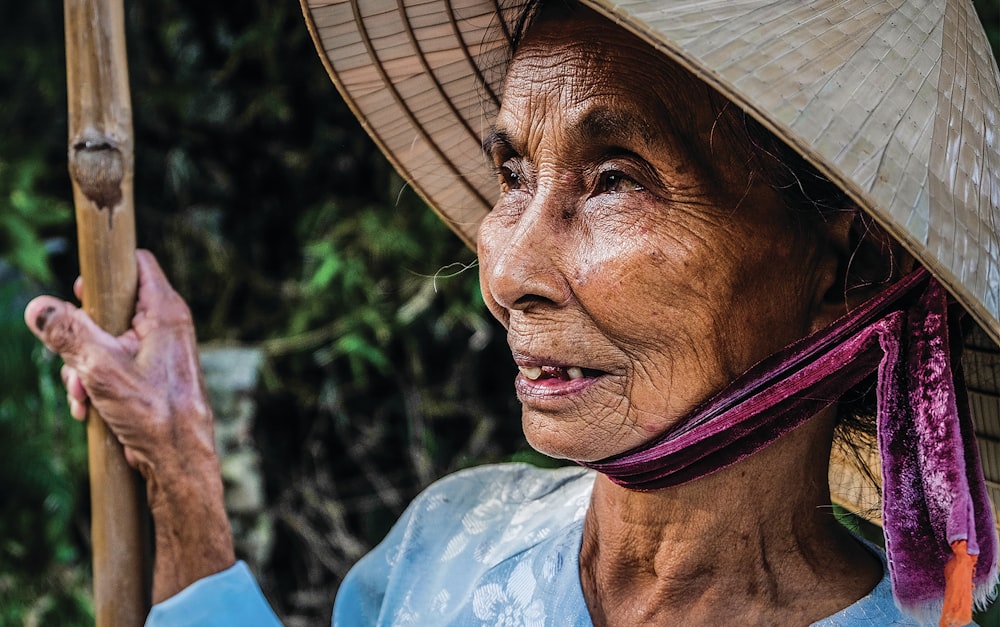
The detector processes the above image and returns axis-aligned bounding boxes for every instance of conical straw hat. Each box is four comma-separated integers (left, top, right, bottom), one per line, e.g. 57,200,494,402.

299,0,1000,524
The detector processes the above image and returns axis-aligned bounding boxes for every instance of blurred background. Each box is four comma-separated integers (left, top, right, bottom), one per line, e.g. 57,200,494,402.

0,1,997,625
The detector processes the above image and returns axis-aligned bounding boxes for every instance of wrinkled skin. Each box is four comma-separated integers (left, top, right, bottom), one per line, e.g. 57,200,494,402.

25,6,885,626
479,22,848,462
24,252,234,602
478,10,882,626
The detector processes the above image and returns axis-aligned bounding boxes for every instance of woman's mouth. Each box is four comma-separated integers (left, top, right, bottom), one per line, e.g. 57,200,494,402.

514,363,607,402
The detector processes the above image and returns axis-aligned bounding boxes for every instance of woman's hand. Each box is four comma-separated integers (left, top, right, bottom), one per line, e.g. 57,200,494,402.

26,250,210,482
23,249,235,602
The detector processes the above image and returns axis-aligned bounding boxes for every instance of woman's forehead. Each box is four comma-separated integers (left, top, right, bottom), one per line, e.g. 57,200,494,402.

501,14,669,102
494,18,706,158
500,26,677,131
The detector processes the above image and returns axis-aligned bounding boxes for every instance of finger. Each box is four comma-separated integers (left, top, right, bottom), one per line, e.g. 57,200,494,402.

60,364,88,402
66,368,88,403
24,296,120,369
134,249,192,333
135,249,177,309
118,328,141,357
61,365,90,420
73,276,84,302
68,395,88,421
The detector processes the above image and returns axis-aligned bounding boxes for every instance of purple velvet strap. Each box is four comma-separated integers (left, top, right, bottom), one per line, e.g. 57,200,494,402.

877,274,997,613
578,267,998,614
580,268,929,488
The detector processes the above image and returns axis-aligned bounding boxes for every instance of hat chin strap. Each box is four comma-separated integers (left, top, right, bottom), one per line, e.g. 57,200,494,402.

578,267,998,625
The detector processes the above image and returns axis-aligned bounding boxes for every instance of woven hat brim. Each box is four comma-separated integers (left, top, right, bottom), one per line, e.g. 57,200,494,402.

300,0,1000,527
299,0,524,250
595,0,1000,347
300,0,1000,345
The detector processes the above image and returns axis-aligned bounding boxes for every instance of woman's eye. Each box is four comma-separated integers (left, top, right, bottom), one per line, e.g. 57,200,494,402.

598,171,643,194
499,165,521,191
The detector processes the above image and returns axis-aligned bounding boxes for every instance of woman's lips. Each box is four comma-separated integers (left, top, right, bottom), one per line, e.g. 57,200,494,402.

514,363,606,398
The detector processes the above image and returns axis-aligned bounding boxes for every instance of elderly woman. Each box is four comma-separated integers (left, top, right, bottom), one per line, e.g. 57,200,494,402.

24,0,1000,625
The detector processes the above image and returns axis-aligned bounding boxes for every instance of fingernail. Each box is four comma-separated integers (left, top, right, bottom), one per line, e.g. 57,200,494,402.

35,305,56,331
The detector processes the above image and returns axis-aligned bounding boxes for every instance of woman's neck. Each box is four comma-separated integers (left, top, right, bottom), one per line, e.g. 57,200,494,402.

579,411,882,626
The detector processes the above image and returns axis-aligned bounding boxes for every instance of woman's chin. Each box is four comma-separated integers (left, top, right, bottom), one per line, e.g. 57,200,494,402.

521,413,635,463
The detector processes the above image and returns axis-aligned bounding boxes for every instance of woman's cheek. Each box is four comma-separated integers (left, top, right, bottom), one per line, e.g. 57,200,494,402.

622,349,704,432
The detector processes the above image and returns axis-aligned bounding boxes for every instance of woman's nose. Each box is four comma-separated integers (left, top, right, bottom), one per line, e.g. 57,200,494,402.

483,202,572,313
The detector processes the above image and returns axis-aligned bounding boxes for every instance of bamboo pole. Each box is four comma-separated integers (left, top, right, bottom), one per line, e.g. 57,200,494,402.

64,0,149,623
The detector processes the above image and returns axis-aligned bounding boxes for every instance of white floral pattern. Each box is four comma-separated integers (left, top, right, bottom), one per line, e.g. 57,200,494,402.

472,561,546,627
334,464,597,626
326,463,920,627
147,464,929,626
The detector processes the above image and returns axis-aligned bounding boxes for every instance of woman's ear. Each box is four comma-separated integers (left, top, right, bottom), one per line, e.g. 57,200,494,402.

808,208,855,333
809,209,916,333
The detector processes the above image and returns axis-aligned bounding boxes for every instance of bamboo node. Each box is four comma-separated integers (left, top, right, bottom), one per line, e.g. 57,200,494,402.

69,131,124,210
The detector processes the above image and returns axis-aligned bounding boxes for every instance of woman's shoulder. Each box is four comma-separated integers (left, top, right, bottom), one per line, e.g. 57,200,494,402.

333,463,596,626
414,462,596,513
396,462,596,551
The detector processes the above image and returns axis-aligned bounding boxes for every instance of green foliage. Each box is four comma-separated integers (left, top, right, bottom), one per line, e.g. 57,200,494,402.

0,0,998,624
0,0,522,622
0,159,72,284
0,0,73,288
0,276,91,625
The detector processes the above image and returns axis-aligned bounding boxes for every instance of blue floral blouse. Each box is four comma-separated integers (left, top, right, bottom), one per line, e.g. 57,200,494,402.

147,463,921,626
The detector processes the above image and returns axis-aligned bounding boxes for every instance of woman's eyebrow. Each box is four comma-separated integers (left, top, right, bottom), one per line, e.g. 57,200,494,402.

575,107,659,152
482,109,667,159
482,126,514,159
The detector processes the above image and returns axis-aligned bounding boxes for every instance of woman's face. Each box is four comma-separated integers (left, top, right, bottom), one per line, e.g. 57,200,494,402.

478,12,844,462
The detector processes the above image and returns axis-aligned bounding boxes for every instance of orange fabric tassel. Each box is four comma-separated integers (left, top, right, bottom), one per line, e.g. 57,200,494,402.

940,540,977,627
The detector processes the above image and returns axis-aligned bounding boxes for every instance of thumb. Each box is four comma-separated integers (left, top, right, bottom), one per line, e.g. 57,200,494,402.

24,295,121,370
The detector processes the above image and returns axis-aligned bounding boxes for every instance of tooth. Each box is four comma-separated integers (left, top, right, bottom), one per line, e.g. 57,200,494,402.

519,366,543,380
567,367,584,380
